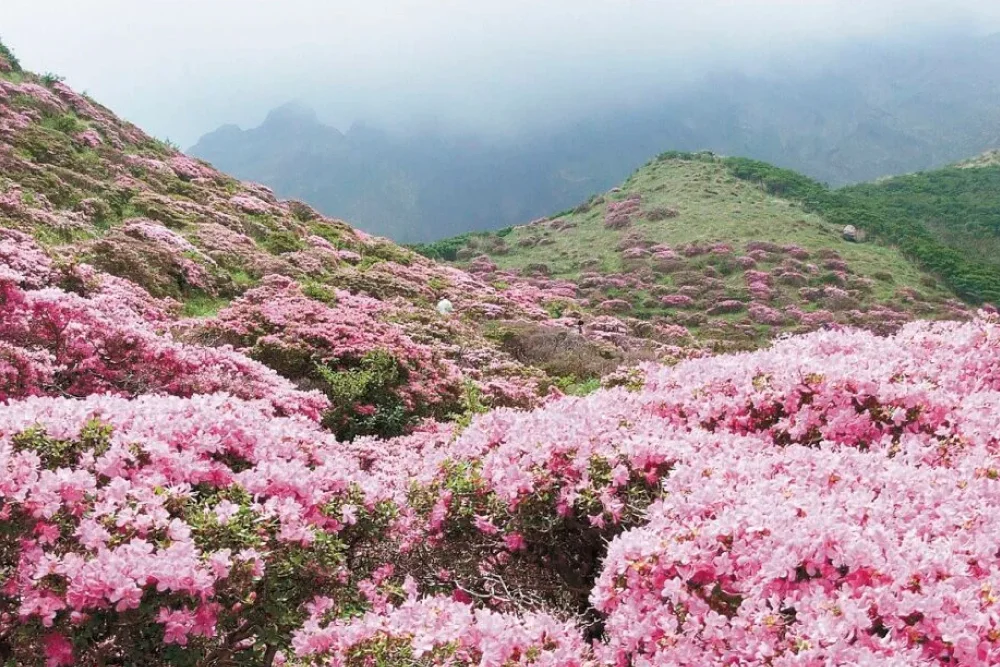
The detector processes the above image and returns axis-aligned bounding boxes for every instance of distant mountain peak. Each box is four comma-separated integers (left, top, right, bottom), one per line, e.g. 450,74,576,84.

262,101,321,127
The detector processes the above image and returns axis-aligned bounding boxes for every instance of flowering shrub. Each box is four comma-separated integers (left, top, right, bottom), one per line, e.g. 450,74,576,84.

1,231,327,418
293,595,593,665
197,275,463,438
598,299,632,313
748,302,786,325
4,284,1000,663
661,294,695,308
621,247,649,260
0,393,385,665
604,195,640,229
168,155,216,181
230,194,274,216
706,299,745,315
74,129,102,148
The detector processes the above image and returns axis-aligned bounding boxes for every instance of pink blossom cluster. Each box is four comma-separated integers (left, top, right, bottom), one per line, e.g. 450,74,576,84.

198,275,463,414
621,246,650,260
0,227,54,288
0,230,327,418
661,294,695,308
397,315,1000,666
748,302,786,325
0,392,380,664
706,299,745,315
168,155,216,181
598,299,632,313
651,249,684,273
122,218,201,256
74,129,103,148
123,153,174,176
604,195,640,229
293,595,593,664
4,294,1000,663
229,194,275,216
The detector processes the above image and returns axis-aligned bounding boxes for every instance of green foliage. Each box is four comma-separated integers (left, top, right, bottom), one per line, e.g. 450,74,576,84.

127,194,190,229
302,281,338,304
229,269,256,290
181,295,230,318
0,37,22,73
40,112,86,135
426,276,448,292
12,420,112,469
720,157,1000,303
40,72,65,86
364,240,413,266
317,351,411,440
307,220,345,245
844,165,1000,266
448,381,489,431
545,300,569,319
554,376,602,397
259,229,305,255
152,136,181,153
410,232,483,261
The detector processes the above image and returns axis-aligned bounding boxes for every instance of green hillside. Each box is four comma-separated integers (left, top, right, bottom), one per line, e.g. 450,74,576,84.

719,154,1000,303
837,155,1000,296
417,153,969,350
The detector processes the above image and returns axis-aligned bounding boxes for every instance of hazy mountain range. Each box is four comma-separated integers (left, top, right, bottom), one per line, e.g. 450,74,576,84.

190,33,1000,242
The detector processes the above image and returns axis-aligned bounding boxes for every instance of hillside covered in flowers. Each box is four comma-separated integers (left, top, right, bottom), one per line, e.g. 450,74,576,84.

5,39,1000,666
0,41,694,441
421,153,974,352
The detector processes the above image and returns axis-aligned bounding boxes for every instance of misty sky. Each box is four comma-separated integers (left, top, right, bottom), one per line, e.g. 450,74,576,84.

4,0,1000,147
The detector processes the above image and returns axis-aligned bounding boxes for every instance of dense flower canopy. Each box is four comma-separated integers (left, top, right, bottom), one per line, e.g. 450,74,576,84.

5,274,1000,663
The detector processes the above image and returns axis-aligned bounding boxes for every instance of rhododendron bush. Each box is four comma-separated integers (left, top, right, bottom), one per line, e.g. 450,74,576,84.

4,299,1000,664
0,234,327,419
0,394,390,665
195,275,464,438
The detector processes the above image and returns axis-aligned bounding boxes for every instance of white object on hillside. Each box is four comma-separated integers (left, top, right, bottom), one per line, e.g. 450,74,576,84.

436,298,454,316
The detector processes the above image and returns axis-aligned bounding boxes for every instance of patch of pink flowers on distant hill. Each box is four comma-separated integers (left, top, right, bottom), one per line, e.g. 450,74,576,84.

168,155,216,181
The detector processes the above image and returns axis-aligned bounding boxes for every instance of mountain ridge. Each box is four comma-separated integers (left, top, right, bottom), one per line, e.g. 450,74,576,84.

190,33,1000,241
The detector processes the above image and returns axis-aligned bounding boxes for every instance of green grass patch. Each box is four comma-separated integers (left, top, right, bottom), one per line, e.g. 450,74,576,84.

229,270,256,290
258,229,305,255
40,112,87,135
181,295,230,318
302,281,338,304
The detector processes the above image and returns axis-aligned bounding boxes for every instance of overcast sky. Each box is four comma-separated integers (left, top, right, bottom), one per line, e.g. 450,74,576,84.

3,0,1000,146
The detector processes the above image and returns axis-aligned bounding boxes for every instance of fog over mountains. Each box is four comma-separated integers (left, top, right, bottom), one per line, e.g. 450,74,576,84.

190,33,1000,242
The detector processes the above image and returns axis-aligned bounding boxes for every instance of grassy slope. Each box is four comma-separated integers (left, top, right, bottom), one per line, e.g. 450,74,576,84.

472,157,943,301
416,153,969,351
720,154,1000,303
